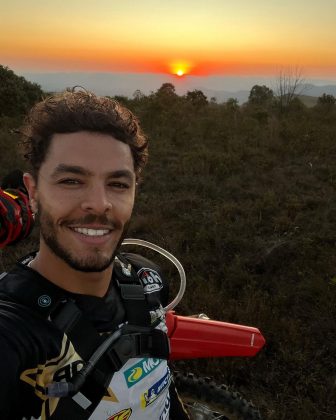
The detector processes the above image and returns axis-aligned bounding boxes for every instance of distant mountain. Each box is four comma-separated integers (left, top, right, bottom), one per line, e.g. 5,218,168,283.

20,72,336,104
304,83,336,97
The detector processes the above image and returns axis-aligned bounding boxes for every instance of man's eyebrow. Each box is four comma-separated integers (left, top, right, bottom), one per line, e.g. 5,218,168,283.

51,164,135,180
51,164,91,178
106,170,135,181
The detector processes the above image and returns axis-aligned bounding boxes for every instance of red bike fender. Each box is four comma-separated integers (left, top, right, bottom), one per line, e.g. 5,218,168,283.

165,311,265,360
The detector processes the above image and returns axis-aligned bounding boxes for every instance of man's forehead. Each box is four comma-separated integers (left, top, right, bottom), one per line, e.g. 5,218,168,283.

42,131,135,173
48,131,131,151
46,131,133,163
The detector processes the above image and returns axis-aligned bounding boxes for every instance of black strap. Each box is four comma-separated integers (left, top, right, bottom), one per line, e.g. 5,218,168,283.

113,255,152,326
107,325,170,370
47,300,112,417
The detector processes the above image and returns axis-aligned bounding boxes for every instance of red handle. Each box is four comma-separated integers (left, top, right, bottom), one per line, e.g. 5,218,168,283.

166,311,265,360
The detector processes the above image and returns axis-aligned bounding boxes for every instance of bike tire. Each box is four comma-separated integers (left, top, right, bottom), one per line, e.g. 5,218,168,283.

174,371,261,420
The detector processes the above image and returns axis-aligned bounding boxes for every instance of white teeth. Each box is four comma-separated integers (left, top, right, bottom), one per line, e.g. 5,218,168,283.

72,227,110,236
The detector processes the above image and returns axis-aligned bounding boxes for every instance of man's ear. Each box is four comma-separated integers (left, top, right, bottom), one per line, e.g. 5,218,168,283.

23,173,38,213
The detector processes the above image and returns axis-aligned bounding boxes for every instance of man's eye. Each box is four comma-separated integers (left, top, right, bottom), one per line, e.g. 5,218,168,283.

109,182,130,189
58,179,82,185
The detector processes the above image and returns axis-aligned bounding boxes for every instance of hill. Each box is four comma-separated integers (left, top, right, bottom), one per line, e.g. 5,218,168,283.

19,71,336,104
0,68,336,419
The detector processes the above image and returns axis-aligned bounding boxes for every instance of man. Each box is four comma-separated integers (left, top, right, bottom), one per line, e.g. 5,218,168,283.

0,90,188,419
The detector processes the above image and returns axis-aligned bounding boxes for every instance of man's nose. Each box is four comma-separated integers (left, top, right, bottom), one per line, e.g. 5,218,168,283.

80,184,112,214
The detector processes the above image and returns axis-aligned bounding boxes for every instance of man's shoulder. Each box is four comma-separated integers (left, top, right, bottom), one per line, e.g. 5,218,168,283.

0,257,40,307
0,269,64,368
0,293,52,367
0,252,37,292
0,263,31,303
0,260,62,339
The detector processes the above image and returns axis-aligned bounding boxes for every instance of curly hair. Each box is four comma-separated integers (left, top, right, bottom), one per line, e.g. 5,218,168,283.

20,89,148,179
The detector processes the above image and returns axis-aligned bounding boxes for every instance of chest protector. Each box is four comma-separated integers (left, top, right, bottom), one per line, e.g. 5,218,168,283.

0,252,170,419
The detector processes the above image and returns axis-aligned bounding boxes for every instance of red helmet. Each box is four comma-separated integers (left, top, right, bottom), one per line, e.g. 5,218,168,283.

0,188,34,248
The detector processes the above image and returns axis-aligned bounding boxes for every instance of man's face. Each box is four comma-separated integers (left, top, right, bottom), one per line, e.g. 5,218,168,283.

25,131,136,272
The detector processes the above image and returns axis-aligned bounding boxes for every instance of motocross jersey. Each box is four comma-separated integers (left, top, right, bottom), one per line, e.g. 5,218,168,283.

0,252,186,420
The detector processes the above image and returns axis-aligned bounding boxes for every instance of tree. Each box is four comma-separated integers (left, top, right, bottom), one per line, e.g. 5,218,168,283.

275,67,306,112
315,93,336,115
186,89,208,107
133,89,145,101
317,93,335,106
153,83,179,109
0,65,43,118
248,85,274,106
226,98,239,111
156,83,177,97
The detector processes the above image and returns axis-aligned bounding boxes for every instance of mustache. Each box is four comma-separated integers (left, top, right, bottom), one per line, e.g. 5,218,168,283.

62,214,123,230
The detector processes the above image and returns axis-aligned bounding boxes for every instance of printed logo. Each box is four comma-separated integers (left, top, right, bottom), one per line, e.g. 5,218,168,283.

140,368,171,409
38,294,51,307
107,408,132,420
138,268,163,294
53,360,84,382
159,394,171,420
128,366,142,382
124,358,161,388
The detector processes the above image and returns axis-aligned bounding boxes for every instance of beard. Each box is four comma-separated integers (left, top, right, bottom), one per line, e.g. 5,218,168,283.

37,204,130,272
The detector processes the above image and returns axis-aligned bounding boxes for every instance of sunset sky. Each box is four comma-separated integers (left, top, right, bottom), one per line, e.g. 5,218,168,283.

1,0,336,79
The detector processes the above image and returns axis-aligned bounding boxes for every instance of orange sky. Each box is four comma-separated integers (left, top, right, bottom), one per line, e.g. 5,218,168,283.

1,0,336,79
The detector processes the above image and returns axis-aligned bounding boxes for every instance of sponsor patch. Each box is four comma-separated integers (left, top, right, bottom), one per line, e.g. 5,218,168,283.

140,368,171,409
159,394,171,420
137,268,163,294
107,408,132,420
124,358,162,388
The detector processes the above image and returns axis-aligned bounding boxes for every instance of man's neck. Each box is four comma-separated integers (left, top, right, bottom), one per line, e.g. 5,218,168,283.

30,246,113,297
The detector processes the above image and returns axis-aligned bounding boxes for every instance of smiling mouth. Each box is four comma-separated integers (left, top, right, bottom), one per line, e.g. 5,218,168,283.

70,227,111,237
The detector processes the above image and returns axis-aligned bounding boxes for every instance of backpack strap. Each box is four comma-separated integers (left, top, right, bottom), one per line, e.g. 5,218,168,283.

113,255,152,326
45,300,115,418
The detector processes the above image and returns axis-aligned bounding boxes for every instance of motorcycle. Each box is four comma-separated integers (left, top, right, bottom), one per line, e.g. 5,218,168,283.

122,239,265,420
0,177,265,419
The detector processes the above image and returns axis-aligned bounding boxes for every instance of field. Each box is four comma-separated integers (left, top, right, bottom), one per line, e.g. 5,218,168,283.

1,68,336,419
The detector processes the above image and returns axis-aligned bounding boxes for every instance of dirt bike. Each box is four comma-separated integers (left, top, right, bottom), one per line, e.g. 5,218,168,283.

122,239,265,420
0,179,265,419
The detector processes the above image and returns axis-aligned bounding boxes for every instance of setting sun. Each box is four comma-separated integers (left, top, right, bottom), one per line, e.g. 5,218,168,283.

169,60,192,77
